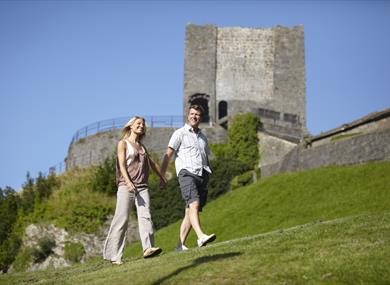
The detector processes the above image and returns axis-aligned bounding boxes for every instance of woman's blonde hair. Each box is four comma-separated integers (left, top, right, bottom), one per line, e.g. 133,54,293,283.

121,116,147,140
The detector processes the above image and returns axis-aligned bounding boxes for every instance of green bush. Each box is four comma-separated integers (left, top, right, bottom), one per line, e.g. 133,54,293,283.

31,237,56,263
63,206,112,234
230,170,255,190
30,248,45,263
91,155,117,196
209,144,230,160
0,235,21,273
11,247,33,272
64,242,85,263
228,112,260,168
149,174,184,230
208,158,251,199
38,237,56,256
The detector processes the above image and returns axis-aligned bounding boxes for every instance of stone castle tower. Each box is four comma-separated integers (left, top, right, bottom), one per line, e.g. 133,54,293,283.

184,24,307,142
66,24,308,170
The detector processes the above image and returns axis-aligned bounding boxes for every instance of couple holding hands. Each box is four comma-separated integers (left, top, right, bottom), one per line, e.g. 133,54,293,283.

103,105,216,265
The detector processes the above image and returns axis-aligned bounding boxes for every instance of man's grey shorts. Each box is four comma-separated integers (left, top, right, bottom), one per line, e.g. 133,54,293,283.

178,169,209,211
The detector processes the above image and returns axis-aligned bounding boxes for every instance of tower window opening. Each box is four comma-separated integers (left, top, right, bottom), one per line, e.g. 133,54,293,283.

218,101,228,119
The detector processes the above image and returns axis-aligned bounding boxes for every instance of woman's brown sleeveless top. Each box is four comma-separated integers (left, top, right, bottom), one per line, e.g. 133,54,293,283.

116,140,149,188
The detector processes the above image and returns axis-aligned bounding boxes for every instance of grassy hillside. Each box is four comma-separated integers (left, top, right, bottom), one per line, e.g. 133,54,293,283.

1,213,389,284
1,161,389,284
126,161,390,256
42,168,116,233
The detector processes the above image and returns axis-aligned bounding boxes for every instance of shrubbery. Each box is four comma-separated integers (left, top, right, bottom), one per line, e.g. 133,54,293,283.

64,242,85,263
91,155,117,195
31,237,56,263
64,205,112,233
227,112,260,168
0,173,60,273
208,157,251,199
230,170,256,190
11,247,32,272
149,173,184,230
0,234,21,273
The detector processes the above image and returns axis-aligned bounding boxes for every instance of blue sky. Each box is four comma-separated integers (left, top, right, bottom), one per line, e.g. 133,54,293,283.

1,0,389,191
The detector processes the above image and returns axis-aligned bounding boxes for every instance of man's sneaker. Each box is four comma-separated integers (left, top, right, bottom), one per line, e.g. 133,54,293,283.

197,233,216,247
175,244,189,252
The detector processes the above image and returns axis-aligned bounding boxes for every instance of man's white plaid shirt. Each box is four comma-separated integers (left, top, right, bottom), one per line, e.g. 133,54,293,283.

168,124,212,176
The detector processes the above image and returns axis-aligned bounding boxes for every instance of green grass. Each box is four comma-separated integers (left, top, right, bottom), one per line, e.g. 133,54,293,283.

1,161,389,284
1,213,389,284
126,161,390,255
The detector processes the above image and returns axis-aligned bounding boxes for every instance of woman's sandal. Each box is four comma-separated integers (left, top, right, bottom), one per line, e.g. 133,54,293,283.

111,260,123,265
143,247,162,258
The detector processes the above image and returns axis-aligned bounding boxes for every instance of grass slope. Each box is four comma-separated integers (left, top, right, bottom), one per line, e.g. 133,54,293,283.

126,161,390,256
1,161,389,284
1,213,389,284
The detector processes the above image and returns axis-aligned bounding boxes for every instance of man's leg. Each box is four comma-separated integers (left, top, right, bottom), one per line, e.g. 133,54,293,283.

179,208,192,245
188,200,216,247
188,200,204,239
177,169,216,248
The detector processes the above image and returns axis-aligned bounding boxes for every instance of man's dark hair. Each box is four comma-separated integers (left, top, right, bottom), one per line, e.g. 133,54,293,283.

188,104,204,116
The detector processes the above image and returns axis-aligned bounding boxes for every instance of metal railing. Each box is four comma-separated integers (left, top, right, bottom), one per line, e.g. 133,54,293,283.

43,115,183,177
69,115,184,146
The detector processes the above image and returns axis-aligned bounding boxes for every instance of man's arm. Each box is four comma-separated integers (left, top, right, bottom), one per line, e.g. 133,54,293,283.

160,147,175,177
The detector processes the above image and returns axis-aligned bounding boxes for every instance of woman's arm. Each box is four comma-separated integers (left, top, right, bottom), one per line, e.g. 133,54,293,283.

117,140,135,192
149,157,167,184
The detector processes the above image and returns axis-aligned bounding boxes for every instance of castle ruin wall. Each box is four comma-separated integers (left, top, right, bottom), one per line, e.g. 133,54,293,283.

261,128,390,177
66,126,227,170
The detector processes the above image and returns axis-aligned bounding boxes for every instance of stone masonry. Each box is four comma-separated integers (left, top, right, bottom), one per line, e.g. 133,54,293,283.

262,108,390,177
66,125,227,170
184,24,307,142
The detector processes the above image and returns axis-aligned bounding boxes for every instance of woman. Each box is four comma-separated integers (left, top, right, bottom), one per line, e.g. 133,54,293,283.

103,116,167,265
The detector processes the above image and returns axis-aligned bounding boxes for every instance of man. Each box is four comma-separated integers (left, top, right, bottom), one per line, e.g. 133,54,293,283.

160,105,216,251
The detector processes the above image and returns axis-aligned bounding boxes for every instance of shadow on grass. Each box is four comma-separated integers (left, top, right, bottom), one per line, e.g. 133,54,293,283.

151,252,242,285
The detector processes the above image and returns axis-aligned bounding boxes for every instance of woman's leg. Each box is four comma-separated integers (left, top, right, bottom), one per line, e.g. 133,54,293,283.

134,187,155,251
103,186,134,262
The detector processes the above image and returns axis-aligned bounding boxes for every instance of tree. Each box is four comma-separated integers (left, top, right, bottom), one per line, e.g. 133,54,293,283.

20,172,35,214
35,172,58,202
0,187,19,245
